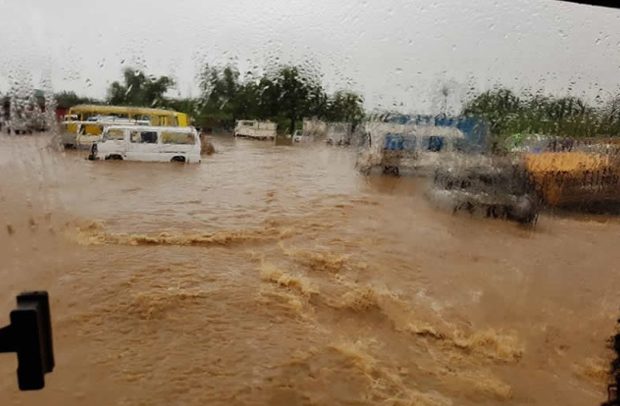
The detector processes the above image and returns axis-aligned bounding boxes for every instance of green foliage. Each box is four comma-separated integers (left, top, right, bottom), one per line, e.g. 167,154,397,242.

461,88,522,137
462,88,620,143
325,91,365,124
195,64,364,132
107,68,175,107
58,65,363,130
54,91,98,109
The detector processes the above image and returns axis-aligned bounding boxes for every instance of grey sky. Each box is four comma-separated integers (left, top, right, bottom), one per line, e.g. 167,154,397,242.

1,0,619,113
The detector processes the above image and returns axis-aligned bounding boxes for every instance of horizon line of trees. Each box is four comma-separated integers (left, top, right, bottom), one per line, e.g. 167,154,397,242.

53,68,620,139
55,65,365,134
462,88,620,140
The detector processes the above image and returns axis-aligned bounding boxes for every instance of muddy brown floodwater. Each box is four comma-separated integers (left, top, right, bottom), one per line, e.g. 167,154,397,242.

1,133,619,405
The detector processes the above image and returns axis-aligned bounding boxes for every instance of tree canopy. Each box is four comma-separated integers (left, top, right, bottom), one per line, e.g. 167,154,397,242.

49,64,365,132
462,88,620,141
195,64,364,132
54,91,98,109
107,68,175,107
57,67,620,140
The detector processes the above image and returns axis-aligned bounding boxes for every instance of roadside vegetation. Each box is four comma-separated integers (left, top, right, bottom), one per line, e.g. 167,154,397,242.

55,66,365,134
462,88,620,147
52,68,620,141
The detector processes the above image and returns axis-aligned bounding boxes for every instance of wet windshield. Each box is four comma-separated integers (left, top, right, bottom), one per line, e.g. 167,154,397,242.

1,1,620,405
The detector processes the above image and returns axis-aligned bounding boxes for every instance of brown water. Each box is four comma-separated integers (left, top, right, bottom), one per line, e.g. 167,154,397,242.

0,133,619,405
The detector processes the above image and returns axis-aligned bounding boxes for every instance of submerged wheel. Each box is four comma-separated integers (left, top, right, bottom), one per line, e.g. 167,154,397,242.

105,154,123,160
383,166,400,176
359,166,371,176
171,156,186,163
507,196,539,225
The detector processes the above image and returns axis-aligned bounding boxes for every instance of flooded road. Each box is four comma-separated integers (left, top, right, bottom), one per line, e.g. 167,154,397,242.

1,133,619,405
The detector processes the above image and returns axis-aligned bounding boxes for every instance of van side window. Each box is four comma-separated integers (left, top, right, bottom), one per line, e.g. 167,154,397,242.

427,136,444,152
131,131,158,143
161,131,195,145
105,128,125,140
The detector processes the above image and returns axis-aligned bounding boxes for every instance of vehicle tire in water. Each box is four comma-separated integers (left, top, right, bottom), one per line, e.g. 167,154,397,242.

105,155,123,160
383,166,400,176
171,156,186,163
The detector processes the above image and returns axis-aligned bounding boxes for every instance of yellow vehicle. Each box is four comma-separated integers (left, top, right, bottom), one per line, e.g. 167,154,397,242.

524,150,620,207
61,105,189,148
429,140,620,224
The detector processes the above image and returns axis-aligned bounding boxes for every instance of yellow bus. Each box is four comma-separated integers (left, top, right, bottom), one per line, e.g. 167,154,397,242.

61,105,190,148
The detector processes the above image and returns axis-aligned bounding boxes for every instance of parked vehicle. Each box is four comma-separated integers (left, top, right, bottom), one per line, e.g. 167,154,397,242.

29,112,49,132
72,116,150,148
357,115,488,176
427,138,620,224
292,130,307,143
61,105,190,148
326,122,352,145
89,126,201,163
7,117,32,134
428,155,539,224
523,149,620,208
302,118,327,139
234,120,276,140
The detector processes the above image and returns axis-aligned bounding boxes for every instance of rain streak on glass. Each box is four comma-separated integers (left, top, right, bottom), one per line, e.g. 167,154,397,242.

0,1,620,406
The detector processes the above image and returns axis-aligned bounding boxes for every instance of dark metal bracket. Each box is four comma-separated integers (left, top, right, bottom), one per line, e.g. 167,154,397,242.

0,292,54,390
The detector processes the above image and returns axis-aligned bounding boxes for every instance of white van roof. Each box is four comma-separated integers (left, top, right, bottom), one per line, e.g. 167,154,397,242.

105,125,195,133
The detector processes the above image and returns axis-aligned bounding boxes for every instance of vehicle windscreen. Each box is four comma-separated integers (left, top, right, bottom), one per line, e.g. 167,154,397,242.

1,2,620,406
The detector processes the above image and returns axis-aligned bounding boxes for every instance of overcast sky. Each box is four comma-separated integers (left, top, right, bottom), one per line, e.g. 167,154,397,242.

1,0,619,113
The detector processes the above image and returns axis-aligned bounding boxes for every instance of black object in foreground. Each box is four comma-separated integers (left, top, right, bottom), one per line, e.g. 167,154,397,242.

603,319,620,406
558,1,620,9
0,291,54,390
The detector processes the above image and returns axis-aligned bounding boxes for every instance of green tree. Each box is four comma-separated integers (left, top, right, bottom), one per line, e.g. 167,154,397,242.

197,64,242,128
193,62,364,133
600,96,620,135
325,91,365,126
54,91,98,109
165,98,200,124
462,87,620,145
268,66,314,133
305,85,328,119
107,68,175,107
462,88,522,138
